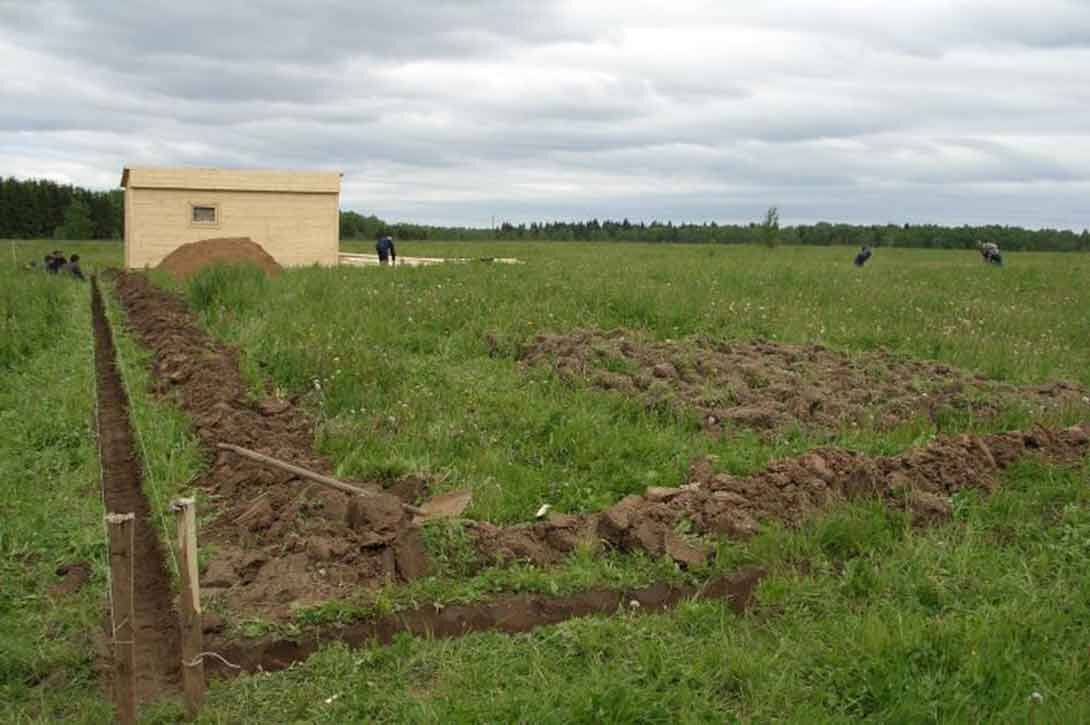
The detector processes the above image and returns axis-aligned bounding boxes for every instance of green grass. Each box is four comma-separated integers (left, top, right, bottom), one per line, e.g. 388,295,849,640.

0,261,113,723
184,460,1090,724
5,239,1090,722
190,243,1090,524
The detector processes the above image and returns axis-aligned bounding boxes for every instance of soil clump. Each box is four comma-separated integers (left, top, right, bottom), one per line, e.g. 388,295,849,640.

156,237,282,281
520,328,1089,436
109,271,424,620
470,424,1090,567
91,278,181,703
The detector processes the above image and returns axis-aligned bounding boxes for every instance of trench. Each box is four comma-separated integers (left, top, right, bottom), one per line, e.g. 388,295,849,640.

91,276,181,704
206,567,764,677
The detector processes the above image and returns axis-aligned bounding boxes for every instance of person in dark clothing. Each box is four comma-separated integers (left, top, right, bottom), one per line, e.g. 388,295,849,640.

376,234,396,265
63,254,85,280
853,245,872,267
45,251,67,273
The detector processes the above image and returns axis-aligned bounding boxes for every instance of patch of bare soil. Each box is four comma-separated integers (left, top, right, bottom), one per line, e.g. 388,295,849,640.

205,568,764,677
156,237,282,281
520,329,1089,436
91,278,180,703
470,424,1090,567
109,271,423,620
48,561,92,599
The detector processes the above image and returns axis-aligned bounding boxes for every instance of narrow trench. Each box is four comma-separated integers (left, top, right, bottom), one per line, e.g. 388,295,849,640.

91,276,181,704
206,568,765,677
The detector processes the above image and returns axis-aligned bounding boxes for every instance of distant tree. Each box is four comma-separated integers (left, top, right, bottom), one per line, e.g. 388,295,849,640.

761,206,780,248
54,197,93,240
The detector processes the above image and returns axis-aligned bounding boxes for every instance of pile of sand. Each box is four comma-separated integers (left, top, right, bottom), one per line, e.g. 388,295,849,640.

157,237,282,281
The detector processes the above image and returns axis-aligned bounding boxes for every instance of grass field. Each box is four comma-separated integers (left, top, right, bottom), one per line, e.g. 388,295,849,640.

3,238,1090,722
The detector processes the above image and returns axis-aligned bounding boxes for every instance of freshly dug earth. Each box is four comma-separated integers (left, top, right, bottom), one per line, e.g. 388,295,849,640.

520,329,1089,436
108,272,1090,625
110,271,424,620
470,424,1090,568
91,278,180,703
207,568,764,677
156,237,282,281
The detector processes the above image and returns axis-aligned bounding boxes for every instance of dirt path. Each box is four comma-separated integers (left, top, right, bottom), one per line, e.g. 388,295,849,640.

91,277,180,704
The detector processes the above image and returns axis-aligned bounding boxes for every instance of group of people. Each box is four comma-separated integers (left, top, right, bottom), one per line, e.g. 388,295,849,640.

30,250,85,279
852,240,1003,267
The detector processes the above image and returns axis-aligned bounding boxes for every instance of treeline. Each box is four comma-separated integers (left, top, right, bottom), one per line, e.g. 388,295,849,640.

4,177,1087,252
342,212,1090,252
0,177,123,239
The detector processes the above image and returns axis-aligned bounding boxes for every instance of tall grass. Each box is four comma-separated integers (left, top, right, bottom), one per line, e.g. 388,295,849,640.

197,243,1090,523
0,264,113,722
186,263,270,316
0,268,74,369
4,240,1090,721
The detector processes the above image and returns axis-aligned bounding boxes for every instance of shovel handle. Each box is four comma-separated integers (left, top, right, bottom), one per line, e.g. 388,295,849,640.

217,443,424,516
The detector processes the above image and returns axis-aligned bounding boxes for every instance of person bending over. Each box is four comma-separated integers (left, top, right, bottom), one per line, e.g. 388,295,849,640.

376,234,396,265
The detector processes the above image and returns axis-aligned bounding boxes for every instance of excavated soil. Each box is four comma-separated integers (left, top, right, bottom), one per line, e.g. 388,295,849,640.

91,278,180,703
520,329,1089,436
205,568,764,677
156,237,282,281
110,271,424,619
469,424,1090,569
108,272,1090,637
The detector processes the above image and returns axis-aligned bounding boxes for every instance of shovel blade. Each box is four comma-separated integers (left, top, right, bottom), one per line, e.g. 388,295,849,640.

416,489,473,521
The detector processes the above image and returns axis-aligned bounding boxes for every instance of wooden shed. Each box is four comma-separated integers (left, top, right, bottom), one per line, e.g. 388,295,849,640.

120,166,341,268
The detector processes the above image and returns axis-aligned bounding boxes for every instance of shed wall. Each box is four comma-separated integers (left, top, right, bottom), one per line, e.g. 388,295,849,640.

125,188,339,268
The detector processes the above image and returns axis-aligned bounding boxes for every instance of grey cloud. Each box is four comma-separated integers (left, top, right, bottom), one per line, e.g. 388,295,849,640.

0,0,580,66
1,0,1088,229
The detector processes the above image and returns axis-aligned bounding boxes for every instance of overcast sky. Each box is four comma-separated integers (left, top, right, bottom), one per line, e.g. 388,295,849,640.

2,1,1088,228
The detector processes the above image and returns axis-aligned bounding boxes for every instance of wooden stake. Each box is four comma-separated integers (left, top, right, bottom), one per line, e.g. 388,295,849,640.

171,498,205,719
105,512,136,725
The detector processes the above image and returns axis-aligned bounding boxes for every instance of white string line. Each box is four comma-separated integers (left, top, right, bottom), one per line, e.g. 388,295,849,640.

101,279,181,580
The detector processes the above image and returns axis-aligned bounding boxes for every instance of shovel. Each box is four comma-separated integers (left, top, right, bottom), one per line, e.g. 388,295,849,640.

216,443,473,522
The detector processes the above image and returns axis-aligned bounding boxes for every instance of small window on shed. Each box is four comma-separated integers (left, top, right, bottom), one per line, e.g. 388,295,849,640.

191,205,217,224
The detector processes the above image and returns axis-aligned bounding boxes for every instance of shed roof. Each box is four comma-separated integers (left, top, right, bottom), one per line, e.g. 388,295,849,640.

120,166,341,194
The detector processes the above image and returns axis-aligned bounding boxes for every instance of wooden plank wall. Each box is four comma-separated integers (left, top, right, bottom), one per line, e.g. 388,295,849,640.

126,189,339,268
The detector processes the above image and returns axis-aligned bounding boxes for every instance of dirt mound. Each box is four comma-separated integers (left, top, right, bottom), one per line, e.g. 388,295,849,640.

470,424,1090,568
156,237,282,281
520,329,1089,436
110,271,422,620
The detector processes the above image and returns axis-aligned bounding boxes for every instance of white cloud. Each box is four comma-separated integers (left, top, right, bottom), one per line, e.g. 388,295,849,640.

1,0,1088,228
